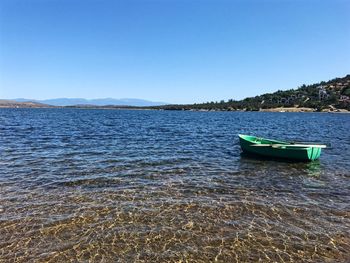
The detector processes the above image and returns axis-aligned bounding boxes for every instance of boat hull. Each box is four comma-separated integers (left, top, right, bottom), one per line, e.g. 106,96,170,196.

239,135,322,161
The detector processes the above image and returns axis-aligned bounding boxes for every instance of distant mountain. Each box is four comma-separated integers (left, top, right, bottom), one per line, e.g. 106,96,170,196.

13,98,168,107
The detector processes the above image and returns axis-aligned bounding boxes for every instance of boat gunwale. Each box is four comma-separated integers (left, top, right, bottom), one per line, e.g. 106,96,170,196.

238,134,325,150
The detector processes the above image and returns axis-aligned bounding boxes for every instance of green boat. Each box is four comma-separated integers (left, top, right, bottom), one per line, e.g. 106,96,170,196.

238,134,326,161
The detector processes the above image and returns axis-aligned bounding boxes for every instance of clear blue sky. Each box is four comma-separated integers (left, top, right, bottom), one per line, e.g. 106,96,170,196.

0,0,349,104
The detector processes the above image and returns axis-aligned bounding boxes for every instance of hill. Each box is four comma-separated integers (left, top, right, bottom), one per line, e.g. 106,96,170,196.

154,75,350,112
0,100,54,108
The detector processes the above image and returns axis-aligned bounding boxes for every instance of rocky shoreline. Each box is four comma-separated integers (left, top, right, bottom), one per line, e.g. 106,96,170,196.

260,107,349,113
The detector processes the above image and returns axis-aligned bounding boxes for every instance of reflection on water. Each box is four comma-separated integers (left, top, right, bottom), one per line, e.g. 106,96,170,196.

240,152,322,177
304,161,322,178
0,109,349,262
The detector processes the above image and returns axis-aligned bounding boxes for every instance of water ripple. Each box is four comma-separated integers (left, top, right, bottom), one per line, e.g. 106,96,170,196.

0,108,349,262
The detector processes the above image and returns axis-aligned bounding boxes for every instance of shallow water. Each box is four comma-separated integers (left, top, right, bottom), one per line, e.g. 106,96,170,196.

0,109,349,262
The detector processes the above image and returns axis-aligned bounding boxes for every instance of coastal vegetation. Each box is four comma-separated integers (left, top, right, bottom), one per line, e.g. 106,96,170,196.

152,75,350,112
